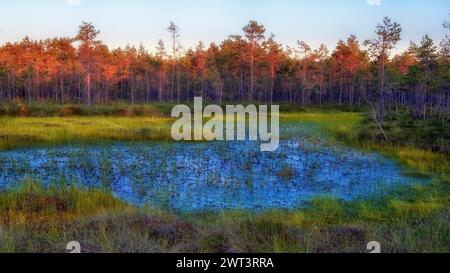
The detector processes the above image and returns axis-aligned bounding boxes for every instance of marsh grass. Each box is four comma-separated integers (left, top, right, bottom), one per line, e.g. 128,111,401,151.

278,165,296,180
0,106,449,252
280,110,450,177
0,116,174,150
0,180,447,253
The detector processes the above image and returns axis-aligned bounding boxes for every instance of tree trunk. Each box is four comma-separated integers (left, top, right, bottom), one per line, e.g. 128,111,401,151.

60,76,65,103
86,72,91,106
158,70,164,103
339,63,343,106
379,54,386,123
249,43,254,101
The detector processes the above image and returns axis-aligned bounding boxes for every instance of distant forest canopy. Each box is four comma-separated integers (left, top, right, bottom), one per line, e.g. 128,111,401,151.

0,17,449,120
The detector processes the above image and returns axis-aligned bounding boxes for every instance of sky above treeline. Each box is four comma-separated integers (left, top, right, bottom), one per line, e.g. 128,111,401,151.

0,0,449,53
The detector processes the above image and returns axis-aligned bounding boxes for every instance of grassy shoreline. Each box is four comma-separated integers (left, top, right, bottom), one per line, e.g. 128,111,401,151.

0,106,448,253
0,180,447,253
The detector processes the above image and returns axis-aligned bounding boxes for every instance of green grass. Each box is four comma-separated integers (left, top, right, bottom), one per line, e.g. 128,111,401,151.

0,104,449,253
0,116,173,150
0,108,363,151
280,110,364,143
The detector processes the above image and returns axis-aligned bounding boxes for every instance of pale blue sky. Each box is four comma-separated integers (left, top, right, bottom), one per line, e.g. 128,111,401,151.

0,0,449,53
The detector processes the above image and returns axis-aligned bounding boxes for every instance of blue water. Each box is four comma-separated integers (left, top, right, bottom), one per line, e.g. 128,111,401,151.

0,128,427,211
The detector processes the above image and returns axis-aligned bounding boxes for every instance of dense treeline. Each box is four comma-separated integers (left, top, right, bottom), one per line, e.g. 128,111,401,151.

0,17,449,121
